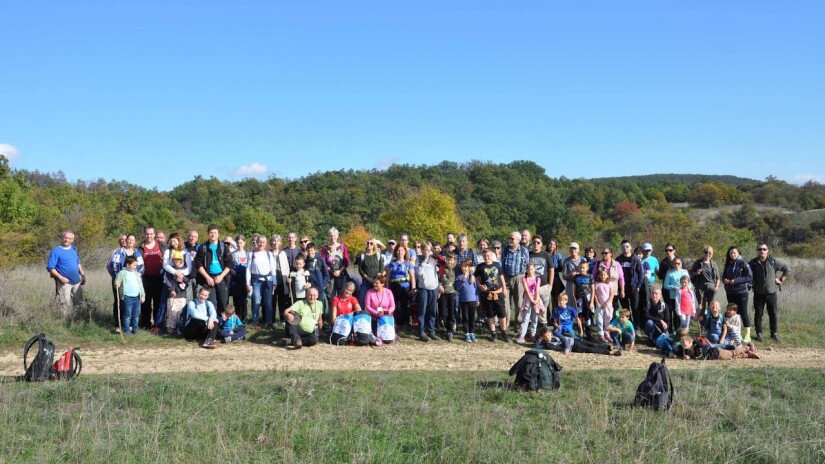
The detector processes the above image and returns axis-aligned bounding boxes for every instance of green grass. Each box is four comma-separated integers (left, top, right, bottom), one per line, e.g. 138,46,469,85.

2,368,824,463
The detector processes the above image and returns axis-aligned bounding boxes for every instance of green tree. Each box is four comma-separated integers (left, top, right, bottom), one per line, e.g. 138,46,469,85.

379,187,464,243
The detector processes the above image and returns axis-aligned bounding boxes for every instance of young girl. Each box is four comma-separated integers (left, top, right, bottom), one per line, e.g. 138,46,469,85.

455,259,479,342
594,269,614,343
164,250,190,334
673,275,696,330
517,263,542,344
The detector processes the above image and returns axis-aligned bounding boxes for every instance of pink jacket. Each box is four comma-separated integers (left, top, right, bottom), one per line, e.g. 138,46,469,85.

365,288,396,317
592,260,625,293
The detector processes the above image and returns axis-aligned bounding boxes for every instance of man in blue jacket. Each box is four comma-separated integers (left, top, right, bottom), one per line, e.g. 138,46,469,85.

46,231,86,316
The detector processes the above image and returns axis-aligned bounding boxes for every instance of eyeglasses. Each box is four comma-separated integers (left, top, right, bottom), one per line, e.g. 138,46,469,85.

367,241,374,246
494,246,501,250
704,251,712,255
758,247,768,251
665,248,674,252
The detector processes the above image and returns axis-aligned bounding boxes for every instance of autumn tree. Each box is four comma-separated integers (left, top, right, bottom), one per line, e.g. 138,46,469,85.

379,187,464,243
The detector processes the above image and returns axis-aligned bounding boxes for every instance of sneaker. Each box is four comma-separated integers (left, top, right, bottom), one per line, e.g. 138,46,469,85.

490,331,497,342
202,338,217,349
517,337,526,344
500,332,510,343
275,338,289,347
419,333,430,342
470,333,477,342
150,326,162,335
770,333,781,342
756,333,765,342
613,348,622,357
428,332,439,341
225,336,232,343
446,332,454,342
113,327,122,334
464,333,472,342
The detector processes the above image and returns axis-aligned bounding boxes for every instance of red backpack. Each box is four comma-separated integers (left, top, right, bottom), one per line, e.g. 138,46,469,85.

50,347,82,380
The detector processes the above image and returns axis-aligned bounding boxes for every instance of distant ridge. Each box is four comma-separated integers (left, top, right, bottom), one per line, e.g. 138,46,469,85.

589,174,760,186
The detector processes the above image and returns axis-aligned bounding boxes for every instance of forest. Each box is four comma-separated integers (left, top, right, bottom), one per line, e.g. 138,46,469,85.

2,154,824,268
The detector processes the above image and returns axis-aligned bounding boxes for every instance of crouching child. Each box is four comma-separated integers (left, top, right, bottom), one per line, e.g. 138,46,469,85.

219,304,247,342
606,309,636,354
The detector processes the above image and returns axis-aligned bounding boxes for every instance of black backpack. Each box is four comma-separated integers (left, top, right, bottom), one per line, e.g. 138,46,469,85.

634,358,674,411
509,349,561,391
23,333,56,382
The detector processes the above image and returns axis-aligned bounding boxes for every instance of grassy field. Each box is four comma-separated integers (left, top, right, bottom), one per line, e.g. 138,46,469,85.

1,368,824,463
1,266,823,349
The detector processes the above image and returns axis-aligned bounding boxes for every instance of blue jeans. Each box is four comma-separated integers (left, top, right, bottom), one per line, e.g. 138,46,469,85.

358,280,374,310
645,320,664,341
249,277,273,325
122,295,141,334
417,288,438,334
707,332,721,344
610,330,635,348
219,326,247,341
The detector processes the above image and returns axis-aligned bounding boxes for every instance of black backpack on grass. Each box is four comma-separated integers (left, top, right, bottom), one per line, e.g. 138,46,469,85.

634,358,674,411
509,349,561,391
23,333,56,382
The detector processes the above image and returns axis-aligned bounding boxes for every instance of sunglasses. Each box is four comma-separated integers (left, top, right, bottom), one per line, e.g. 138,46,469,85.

494,246,501,250
666,248,675,252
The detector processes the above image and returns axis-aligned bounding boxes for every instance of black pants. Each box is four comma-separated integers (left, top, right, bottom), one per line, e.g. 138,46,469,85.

271,290,290,324
620,286,642,328
726,291,750,328
286,324,319,346
638,281,650,318
330,271,348,299
461,301,477,334
665,297,677,333
695,286,716,316
231,280,248,321
141,275,163,329
183,318,218,342
438,293,456,333
111,278,122,328
390,283,411,328
753,292,779,336
572,337,612,355
205,275,229,316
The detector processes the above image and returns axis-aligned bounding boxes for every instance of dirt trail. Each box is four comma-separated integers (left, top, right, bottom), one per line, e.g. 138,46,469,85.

2,339,823,376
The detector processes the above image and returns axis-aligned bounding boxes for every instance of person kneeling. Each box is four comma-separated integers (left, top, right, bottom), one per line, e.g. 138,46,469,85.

606,309,636,354
184,286,219,349
282,287,324,349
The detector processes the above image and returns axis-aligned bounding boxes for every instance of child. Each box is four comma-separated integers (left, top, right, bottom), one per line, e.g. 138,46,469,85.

455,259,479,342
164,250,190,335
720,303,743,346
289,255,311,302
704,301,724,344
115,255,145,335
438,254,457,341
517,263,542,344
551,293,583,340
535,324,611,355
219,304,247,342
304,242,330,323
594,269,614,343
674,275,696,330
607,309,636,354
573,261,594,337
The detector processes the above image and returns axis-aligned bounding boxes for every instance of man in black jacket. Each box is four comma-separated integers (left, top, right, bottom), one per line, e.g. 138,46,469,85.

644,287,671,342
193,224,233,315
617,239,645,327
749,244,790,342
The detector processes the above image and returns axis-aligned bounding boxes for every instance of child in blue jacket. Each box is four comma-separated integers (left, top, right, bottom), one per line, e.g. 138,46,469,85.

219,304,247,342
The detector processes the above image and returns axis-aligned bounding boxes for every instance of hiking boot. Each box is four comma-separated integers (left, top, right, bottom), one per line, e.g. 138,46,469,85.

224,336,232,343
490,331,497,342
770,333,781,342
202,338,217,349
500,332,510,343
428,332,439,341
419,333,430,342
293,337,303,349
756,333,765,342
446,332,454,342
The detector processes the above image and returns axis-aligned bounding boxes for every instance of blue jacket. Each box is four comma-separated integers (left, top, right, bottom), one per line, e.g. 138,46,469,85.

305,254,330,292
723,257,752,294
455,274,478,303
107,248,144,278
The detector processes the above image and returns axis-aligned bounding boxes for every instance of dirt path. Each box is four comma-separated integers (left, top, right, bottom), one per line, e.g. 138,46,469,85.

2,339,824,376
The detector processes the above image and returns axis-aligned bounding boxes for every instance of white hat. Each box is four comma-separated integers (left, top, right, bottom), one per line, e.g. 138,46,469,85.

569,242,579,249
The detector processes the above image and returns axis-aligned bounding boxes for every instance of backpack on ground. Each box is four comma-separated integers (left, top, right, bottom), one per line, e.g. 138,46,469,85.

691,336,718,360
508,349,561,391
352,313,375,346
376,315,397,344
330,314,353,345
634,358,674,411
23,333,82,381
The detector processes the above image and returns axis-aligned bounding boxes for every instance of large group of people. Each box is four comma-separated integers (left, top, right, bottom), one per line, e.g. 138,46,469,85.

46,225,790,355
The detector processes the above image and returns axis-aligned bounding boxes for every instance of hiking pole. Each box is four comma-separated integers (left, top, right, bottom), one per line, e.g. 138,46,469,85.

115,285,126,345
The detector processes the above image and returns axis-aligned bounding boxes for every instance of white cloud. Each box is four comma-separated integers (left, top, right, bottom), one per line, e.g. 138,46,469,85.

232,162,269,178
0,143,20,162
794,173,825,184
376,157,398,170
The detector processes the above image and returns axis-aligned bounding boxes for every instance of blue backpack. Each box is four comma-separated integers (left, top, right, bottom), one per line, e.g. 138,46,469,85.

330,314,353,345
352,313,375,346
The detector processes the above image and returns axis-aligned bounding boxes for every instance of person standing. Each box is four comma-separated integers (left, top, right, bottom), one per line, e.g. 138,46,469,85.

246,235,275,329
139,226,164,329
193,224,233,315
270,234,291,326
528,235,554,320
657,244,678,314
723,246,753,343
414,242,440,342
561,242,586,305
616,240,644,327
108,234,144,331
749,244,790,342
321,227,351,299
283,232,302,271
230,235,249,321
501,231,530,327
46,231,85,316
639,243,658,313
689,245,720,321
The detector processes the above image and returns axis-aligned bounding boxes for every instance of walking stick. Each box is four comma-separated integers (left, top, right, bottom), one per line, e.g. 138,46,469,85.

115,285,126,345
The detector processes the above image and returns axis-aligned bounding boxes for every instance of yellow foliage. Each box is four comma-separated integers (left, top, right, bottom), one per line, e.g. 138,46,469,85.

379,187,464,243
341,224,372,257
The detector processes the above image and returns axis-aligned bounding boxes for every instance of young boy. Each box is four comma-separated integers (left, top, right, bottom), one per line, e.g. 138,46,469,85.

704,301,724,344
438,254,457,341
720,303,743,347
304,242,330,323
219,304,247,342
606,309,636,354
115,255,145,335
535,324,611,355
552,293,583,339
572,261,594,337
289,255,311,302
164,250,190,334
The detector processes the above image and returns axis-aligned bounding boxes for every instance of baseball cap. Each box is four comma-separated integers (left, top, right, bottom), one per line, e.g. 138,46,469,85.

642,243,653,251
569,242,579,249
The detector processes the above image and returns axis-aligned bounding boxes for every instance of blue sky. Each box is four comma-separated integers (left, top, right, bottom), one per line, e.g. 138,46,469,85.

2,1,824,190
